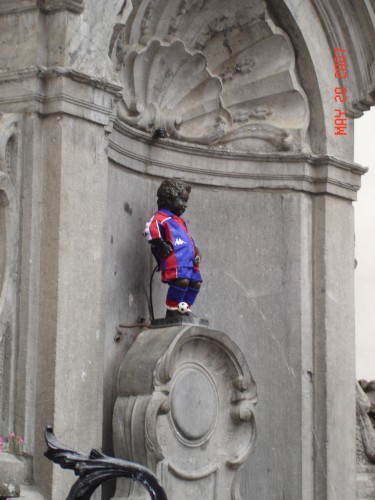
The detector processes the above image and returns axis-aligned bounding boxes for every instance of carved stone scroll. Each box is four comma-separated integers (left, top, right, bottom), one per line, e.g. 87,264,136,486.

357,380,375,464
113,323,257,500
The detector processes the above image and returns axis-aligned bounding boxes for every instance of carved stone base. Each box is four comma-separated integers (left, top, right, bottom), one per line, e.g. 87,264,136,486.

113,322,257,500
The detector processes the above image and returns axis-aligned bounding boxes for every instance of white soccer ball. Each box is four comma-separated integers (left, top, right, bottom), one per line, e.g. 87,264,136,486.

177,302,189,314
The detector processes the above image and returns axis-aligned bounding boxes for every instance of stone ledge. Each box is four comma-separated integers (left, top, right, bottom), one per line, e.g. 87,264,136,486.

0,66,122,125
151,316,209,328
38,0,84,14
108,121,367,201
0,0,38,15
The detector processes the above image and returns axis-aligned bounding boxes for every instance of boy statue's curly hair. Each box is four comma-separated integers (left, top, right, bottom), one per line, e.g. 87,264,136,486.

157,179,192,209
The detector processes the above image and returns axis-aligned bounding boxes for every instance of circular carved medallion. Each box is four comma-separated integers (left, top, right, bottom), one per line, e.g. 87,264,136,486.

170,366,218,444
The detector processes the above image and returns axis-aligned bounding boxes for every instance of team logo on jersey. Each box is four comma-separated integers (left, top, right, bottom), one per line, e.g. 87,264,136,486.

174,238,186,246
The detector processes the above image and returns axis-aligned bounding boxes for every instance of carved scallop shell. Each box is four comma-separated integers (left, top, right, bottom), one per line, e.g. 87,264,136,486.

113,0,309,152
117,39,232,143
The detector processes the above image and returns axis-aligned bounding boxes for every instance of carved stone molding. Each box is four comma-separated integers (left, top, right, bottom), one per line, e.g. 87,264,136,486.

108,121,367,201
38,0,84,13
113,324,257,500
111,0,309,153
0,67,122,126
0,0,84,14
0,0,38,15
0,114,21,436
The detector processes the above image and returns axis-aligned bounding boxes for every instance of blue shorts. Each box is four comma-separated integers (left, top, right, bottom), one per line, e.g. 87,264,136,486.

162,266,203,283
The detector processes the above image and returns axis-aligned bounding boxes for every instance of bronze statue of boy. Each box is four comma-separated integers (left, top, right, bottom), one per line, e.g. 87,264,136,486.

144,179,202,317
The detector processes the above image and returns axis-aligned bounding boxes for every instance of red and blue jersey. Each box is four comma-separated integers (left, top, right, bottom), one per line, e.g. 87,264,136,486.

144,209,197,272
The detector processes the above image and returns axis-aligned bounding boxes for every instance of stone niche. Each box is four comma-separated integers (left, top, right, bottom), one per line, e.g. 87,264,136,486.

111,0,310,154
113,321,257,500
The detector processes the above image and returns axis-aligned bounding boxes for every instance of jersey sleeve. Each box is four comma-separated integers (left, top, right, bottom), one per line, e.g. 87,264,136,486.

143,215,162,242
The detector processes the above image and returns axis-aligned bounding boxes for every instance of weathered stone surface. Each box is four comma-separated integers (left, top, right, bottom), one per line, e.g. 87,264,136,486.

357,465,375,499
0,114,22,439
104,173,358,499
0,453,24,498
31,114,109,500
310,0,375,116
0,481,20,498
19,485,45,499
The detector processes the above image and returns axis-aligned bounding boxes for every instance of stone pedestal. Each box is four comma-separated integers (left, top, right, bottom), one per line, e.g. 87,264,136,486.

113,322,257,500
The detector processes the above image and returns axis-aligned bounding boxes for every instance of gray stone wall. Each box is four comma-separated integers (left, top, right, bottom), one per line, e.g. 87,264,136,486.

102,157,357,499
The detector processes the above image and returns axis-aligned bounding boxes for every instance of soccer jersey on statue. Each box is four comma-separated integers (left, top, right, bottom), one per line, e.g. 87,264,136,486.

144,209,196,271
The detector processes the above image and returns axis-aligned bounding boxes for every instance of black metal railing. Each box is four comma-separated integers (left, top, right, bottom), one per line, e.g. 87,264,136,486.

44,426,167,500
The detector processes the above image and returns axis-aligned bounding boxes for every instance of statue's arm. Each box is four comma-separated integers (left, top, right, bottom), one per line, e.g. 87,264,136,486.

151,238,173,258
193,244,202,265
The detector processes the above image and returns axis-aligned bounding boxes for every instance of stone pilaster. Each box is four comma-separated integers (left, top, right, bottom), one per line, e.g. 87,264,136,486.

313,195,357,499
32,106,110,499
0,3,122,498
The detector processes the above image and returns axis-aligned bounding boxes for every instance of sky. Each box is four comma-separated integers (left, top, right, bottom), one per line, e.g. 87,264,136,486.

354,107,375,381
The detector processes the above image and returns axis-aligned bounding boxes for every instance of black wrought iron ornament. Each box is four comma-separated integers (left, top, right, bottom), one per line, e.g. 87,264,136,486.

44,426,167,500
